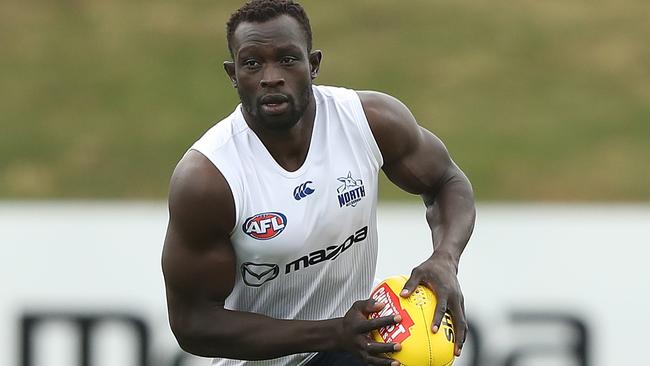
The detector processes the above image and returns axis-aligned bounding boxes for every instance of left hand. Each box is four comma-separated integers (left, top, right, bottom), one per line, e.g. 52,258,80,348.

400,252,467,357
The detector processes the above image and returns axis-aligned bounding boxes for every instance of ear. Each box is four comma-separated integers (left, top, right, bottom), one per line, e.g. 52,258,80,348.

223,61,237,87
308,50,323,80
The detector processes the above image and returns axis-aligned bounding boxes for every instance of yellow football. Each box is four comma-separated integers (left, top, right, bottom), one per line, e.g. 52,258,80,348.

369,276,455,366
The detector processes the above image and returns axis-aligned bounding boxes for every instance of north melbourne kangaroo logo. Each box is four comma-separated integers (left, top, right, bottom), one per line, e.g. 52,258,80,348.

293,181,315,200
337,172,366,207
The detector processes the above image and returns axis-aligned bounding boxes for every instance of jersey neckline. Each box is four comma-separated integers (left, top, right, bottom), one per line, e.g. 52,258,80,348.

235,86,323,179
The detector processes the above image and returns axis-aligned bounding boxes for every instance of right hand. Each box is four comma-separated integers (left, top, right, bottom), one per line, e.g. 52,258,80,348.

337,299,403,366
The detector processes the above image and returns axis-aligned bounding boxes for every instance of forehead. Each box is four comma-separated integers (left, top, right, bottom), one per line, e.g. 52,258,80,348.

232,15,308,56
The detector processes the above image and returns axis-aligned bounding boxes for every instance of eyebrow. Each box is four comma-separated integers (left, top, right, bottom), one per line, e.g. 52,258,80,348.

275,44,303,53
237,43,304,57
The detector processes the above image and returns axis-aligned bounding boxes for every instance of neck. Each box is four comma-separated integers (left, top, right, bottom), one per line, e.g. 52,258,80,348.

244,96,317,172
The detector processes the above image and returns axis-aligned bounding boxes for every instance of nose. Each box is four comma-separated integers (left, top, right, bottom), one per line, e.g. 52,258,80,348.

260,65,285,88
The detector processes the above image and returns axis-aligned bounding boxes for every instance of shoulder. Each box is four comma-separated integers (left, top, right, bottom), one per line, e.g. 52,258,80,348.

192,109,248,156
312,84,361,106
357,90,415,123
168,150,236,239
356,91,422,164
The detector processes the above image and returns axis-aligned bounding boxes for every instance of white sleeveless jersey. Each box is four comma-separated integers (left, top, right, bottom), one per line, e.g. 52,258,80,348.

190,85,383,366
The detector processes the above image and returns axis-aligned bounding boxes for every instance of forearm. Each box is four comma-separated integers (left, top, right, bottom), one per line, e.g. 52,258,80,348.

173,305,341,359
423,166,475,269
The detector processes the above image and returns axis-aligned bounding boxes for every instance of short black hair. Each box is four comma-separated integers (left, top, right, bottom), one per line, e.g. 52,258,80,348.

226,0,313,57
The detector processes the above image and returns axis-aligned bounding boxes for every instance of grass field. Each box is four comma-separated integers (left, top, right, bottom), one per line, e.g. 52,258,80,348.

1,0,649,200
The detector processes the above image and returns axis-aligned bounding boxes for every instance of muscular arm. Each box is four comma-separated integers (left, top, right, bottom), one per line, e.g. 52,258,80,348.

162,151,341,359
359,91,476,355
162,151,398,361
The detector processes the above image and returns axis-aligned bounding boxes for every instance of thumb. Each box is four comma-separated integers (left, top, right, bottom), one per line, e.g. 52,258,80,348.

401,274,421,298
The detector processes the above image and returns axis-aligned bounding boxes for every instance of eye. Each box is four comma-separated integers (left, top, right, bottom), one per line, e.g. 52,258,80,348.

280,56,297,65
243,59,260,68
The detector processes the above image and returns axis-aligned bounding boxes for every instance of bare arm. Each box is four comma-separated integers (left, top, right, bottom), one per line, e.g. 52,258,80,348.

162,150,399,362
359,91,476,356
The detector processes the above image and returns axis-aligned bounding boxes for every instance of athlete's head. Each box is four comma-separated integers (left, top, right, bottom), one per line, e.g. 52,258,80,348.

224,0,322,131
226,0,313,57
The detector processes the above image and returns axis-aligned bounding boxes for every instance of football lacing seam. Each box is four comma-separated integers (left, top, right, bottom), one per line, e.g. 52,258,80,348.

419,306,433,366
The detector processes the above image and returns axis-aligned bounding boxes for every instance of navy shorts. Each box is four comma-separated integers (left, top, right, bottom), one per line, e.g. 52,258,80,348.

304,352,366,366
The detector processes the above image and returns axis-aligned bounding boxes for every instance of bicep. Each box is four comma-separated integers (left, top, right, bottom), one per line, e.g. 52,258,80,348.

162,223,236,306
162,219,237,343
359,91,454,195
382,126,455,195
161,151,238,330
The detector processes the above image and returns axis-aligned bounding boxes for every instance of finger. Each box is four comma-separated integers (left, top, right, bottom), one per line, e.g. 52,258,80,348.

363,353,400,366
400,271,422,297
366,341,401,354
356,298,384,314
450,304,467,356
359,314,402,333
431,299,448,333
454,323,467,357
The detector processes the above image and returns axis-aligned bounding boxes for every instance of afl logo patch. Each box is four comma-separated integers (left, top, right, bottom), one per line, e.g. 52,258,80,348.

243,212,287,240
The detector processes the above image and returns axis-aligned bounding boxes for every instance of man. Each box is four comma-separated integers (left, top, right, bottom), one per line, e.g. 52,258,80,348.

162,1,475,365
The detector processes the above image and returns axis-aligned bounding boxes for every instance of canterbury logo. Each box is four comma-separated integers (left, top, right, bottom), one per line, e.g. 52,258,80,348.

293,181,315,200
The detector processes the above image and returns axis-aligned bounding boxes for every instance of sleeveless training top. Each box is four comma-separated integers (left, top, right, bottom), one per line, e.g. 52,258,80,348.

190,85,383,366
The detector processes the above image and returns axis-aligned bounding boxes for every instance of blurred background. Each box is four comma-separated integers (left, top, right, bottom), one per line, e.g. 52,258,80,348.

1,0,649,365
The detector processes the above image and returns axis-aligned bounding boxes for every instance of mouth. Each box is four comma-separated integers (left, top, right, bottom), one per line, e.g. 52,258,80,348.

260,94,290,115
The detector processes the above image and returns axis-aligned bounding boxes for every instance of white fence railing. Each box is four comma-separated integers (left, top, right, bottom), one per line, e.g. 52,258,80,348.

2,202,648,366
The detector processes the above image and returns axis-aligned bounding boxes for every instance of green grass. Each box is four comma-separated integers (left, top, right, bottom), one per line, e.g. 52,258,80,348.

1,0,649,200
